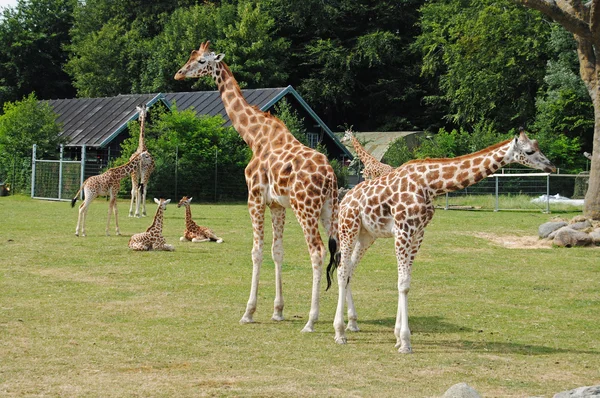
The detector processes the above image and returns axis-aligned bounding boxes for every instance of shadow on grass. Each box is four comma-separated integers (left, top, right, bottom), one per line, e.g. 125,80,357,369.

352,316,599,355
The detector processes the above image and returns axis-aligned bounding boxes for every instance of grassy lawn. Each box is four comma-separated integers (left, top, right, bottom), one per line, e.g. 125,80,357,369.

1,194,598,397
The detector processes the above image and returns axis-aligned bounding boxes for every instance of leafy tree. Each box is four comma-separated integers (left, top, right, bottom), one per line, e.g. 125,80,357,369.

0,93,64,192
272,98,308,146
416,0,551,128
383,138,415,167
0,0,75,106
516,0,600,219
117,105,250,201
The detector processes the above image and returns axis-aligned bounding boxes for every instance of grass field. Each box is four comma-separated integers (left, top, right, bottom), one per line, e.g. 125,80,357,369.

1,194,599,397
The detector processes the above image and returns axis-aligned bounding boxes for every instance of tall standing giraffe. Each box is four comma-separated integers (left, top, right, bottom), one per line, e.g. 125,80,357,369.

72,151,150,237
128,198,175,251
175,41,339,332
341,129,394,180
128,104,155,218
329,128,555,353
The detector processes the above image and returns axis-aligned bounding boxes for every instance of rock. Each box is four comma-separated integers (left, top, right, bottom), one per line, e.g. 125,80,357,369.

570,215,588,224
590,228,600,244
442,383,482,398
539,221,568,239
548,226,570,240
570,220,592,231
553,228,593,247
553,385,600,398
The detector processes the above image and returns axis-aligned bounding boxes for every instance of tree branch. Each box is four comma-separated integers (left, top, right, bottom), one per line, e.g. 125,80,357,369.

515,0,592,38
590,0,600,37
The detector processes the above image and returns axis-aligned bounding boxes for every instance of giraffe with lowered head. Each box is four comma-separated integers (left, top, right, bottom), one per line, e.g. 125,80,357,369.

129,198,174,251
177,196,224,243
72,151,150,237
328,127,555,353
342,129,394,180
175,41,339,332
129,104,155,218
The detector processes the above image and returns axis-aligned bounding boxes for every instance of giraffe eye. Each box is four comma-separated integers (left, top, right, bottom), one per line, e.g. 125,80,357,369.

198,59,206,64
525,150,535,156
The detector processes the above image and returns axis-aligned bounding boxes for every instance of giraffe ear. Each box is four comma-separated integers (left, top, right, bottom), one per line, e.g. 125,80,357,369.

164,199,171,205
154,198,160,204
189,197,193,202
214,53,225,62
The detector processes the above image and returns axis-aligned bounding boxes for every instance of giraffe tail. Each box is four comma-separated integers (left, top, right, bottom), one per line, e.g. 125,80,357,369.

326,236,340,291
71,185,83,208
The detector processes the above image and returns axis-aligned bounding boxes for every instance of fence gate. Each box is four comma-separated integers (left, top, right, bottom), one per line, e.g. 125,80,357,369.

31,144,86,201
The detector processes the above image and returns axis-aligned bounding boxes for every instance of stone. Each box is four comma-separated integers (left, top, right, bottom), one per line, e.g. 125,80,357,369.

570,220,592,231
539,221,568,239
553,385,600,398
590,228,600,244
570,215,588,224
442,382,482,398
553,228,593,247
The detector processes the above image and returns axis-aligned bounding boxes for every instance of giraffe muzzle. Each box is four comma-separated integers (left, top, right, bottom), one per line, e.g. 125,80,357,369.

174,71,186,81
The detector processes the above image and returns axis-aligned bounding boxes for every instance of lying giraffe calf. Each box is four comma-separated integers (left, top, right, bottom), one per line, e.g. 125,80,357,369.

177,196,224,243
128,198,175,251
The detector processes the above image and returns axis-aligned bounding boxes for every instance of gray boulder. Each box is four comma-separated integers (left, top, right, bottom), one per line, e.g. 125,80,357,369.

553,385,600,398
539,221,568,239
442,383,482,398
553,228,593,247
570,220,592,231
590,228,600,244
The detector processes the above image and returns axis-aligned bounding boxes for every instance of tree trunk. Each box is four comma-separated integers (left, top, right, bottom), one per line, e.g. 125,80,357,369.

585,103,600,218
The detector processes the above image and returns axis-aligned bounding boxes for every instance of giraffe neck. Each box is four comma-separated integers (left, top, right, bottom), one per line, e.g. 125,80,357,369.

184,205,195,229
137,115,147,152
351,135,378,165
213,62,263,149
112,158,140,179
148,206,164,232
420,139,513,196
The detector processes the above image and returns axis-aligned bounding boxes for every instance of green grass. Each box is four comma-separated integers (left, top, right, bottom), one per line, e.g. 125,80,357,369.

434,193,585,212
1,194,599,397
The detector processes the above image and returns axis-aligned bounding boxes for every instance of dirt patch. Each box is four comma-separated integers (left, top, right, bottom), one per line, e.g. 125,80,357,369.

473,232,553,249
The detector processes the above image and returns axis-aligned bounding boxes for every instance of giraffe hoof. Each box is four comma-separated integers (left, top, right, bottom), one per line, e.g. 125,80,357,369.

346,323,360,332
300,324,315,333
335,336,347,345
240,316,254,324
271,314,284,322
397,345,412,354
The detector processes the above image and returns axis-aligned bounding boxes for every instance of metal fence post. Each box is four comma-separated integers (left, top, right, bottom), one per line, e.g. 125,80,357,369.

545,174,550,213
80,145,86,199
445,192,449,210
494,175,499,212
31,144,37,198
58,144,64,200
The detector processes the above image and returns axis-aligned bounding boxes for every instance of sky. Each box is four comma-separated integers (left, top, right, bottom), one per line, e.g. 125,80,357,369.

0,0,18,11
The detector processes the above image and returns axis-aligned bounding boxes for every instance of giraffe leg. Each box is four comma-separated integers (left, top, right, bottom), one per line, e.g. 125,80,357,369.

76,195,93,237
140,179,149,217
345,229,376,333
191,237,210,243
113,195,121,235
240,200,265,324
129,176,138,217
294,211,326,333
270,204,286,322
393,224,422,354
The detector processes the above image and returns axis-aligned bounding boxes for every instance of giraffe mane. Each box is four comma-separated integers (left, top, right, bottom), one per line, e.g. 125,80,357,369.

404,139,512,165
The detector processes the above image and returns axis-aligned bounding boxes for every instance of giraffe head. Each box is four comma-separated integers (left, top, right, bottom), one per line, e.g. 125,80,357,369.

508,128,556,173
174,41,224,81
177,196,193,208
341,129,354,144
137,104,147,122
154,198,171,208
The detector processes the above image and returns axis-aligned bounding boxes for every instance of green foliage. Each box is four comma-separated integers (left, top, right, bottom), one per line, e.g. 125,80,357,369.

0,0,75,105
383,138,415,167
416,0,551,127
117,105,251,201
531,25,592,171
273,98,308,146
0,93,64,192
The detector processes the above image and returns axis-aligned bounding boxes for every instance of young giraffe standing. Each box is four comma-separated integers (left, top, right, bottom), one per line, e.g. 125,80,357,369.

72,152,150,237
177,196,224,243
128,104,155,218
329,128,555,353
342,129,394,180
175,41,339,332
128,198,175,251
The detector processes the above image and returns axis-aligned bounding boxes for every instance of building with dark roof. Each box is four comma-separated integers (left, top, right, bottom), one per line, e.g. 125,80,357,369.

48,86,352,168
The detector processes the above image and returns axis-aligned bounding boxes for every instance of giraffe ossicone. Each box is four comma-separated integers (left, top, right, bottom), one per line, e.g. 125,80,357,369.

175,41,340,332
330,127,555,353
128,198,175,251
72,151,150,237
177,196,224,243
